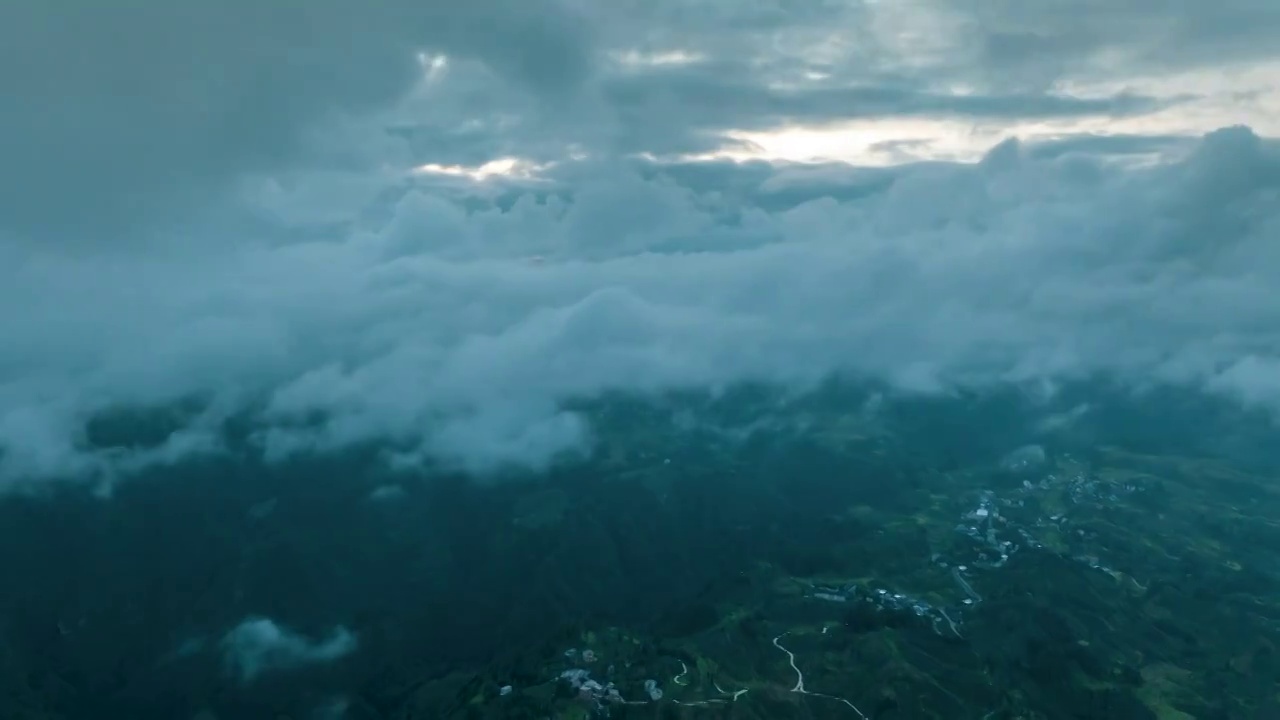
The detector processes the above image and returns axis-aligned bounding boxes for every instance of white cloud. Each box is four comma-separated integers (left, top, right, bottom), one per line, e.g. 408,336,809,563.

3,126,1279,486
220,617,358,682
1,2,1279,489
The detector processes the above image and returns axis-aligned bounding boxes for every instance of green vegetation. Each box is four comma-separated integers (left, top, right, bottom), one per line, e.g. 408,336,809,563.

2,385,1278,718
398,428,1280,719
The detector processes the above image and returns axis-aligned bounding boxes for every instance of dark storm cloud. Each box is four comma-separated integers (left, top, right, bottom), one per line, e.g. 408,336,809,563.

7,0,1263,243
599,64,1171,147
948,0,1280,71
0,0,594,242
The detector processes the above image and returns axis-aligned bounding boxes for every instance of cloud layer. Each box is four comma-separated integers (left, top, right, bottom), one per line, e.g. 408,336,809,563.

1,2,1278,488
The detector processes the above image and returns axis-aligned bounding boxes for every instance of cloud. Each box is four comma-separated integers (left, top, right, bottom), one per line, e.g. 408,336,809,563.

3,125,1280,486
933,0,1280,85
593,66,1171,156
1,3,1279,488
0,0,594,242
220,617,358,682
366,0,1280,170
4,0,1273,226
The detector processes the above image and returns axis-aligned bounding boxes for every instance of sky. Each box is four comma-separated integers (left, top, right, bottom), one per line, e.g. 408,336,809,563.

1,0,1278,488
